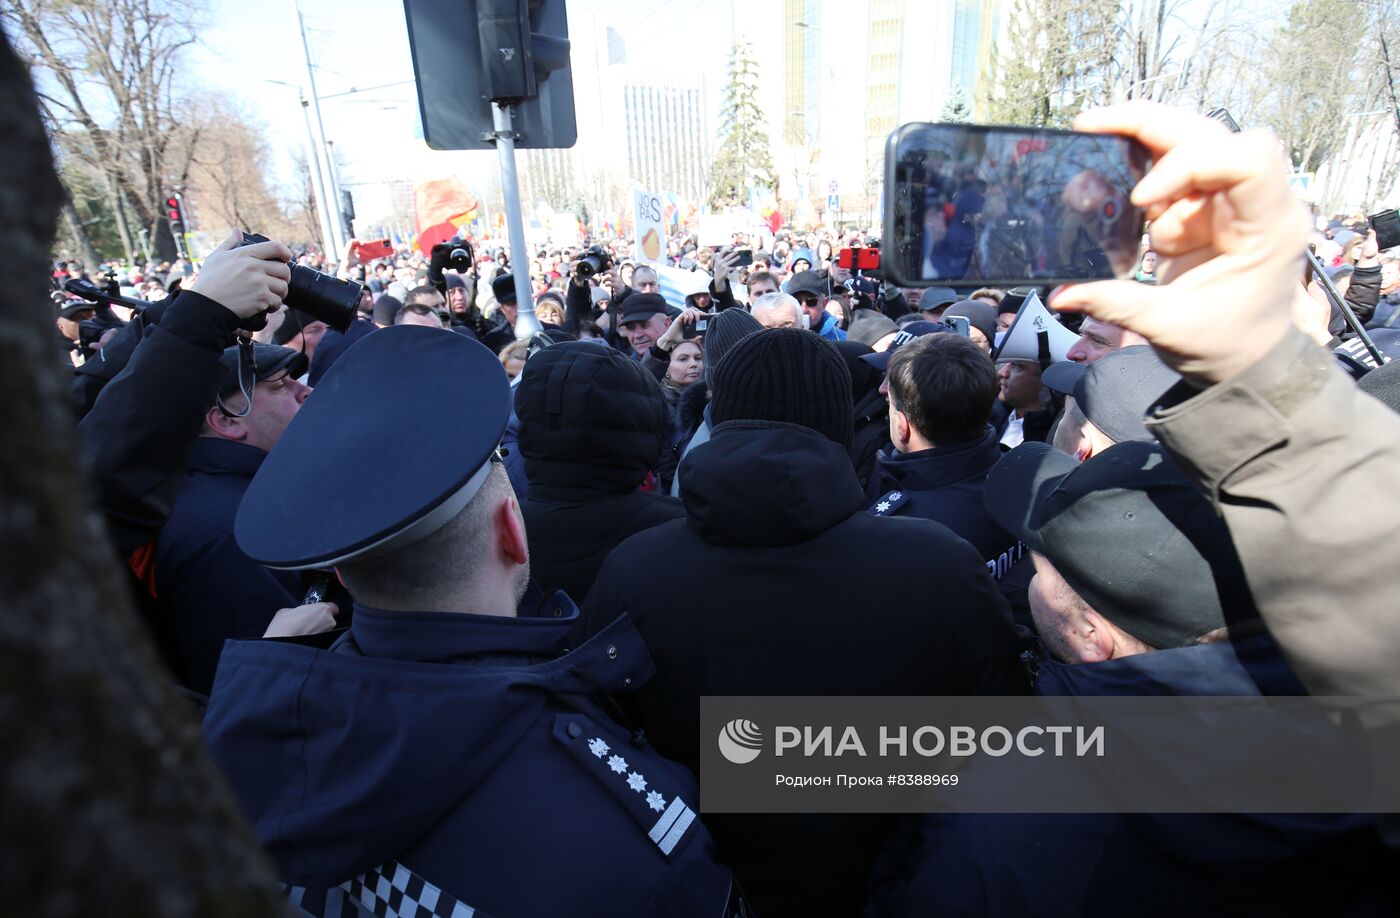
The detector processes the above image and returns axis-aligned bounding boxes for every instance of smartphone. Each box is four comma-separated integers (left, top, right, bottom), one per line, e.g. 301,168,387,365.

838,247,881,271
682,313,713,340
1205,107,1242,134
942,315,970,337
733,248,754,268
1371,210,1400,252
883,123,1151,287
354,238,394,261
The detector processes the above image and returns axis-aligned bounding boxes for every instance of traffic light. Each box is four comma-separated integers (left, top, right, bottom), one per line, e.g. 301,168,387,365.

166,194,185,234
166,192,188,259
403,0,576,150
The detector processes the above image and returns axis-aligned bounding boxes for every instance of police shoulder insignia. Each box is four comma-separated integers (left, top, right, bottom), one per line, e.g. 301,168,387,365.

554,714,697,859
869,489,910,517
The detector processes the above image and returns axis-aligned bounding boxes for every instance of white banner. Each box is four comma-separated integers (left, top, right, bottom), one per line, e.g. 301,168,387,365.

634,189,666,263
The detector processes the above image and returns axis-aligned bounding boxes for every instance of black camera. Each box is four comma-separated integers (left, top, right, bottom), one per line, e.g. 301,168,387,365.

237,233,360,332
575,245,613,280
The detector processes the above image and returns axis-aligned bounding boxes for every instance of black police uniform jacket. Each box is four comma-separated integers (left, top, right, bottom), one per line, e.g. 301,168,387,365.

579,420,1029,918
866,425,1022,579
203,599,745,918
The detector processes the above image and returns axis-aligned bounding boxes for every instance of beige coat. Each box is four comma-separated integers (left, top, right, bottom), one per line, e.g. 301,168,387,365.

1148,328,1400,732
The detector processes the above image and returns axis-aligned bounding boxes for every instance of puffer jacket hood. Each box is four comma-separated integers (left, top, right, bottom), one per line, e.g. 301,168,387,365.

515,341,668,494
679,420,867,546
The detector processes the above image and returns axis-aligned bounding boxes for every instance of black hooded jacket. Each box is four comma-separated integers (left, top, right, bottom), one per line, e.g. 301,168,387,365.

516,342,685,605
837,340,891,492
579,420,1027,918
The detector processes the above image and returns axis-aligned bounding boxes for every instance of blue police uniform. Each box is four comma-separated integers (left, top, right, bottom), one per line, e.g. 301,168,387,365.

204,599,745,918
867,425,1022,579
208,326,746,917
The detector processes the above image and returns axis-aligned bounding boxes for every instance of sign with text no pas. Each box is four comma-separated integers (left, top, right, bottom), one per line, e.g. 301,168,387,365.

634,190,666,264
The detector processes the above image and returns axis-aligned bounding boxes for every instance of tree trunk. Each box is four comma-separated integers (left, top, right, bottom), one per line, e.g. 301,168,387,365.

0,28,285,917
108,174,136,265
60,198,100,269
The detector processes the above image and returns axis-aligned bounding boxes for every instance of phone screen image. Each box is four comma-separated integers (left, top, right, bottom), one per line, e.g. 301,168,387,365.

1370,210,1400,252
884,123,1150,287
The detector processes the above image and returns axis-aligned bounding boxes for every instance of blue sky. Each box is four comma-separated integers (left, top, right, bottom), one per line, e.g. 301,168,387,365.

186,0,737,200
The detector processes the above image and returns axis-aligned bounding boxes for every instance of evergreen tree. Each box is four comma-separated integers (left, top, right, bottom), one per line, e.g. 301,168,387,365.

940,84,972,123
709,40,776,209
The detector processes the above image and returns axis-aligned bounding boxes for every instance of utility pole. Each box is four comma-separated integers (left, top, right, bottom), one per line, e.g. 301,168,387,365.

299,89,338,260
488,101,540,338
294,0,343,261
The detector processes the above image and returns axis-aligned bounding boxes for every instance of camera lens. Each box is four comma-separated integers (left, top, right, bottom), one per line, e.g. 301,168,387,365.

284,265,360,332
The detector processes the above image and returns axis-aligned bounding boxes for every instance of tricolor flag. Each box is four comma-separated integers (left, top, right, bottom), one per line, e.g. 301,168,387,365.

414,178,479,252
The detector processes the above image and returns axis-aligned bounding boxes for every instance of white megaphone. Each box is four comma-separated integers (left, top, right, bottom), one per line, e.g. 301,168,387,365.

993,290,1078,364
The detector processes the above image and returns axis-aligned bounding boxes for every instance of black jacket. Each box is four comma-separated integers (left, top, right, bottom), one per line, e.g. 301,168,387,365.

80,291,241,558
70,294,175,419
654,379,708,494
991,398,1056,448
153,437,301,693
579,420,1028,918
1331,263,1382,339
516,342,685,605
866,426,1020,572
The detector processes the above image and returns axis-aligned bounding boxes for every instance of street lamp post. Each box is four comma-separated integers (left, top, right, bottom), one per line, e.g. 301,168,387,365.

293,0,345,260
267,79,338,260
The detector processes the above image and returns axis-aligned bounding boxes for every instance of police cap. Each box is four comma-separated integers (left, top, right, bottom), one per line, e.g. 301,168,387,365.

235,326,511,570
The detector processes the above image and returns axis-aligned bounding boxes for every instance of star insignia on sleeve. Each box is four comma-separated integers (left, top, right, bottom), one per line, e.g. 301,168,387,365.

626,772,647,793
607,754,629,774
588,738,610,758
875,500,891,514
889,491,903,502
646,790,666,811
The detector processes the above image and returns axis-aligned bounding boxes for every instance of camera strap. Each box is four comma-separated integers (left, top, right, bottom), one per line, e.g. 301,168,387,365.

215,336,257,419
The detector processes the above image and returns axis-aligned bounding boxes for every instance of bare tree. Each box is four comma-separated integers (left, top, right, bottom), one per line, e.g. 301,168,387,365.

186,97,303,244
3,0,203,259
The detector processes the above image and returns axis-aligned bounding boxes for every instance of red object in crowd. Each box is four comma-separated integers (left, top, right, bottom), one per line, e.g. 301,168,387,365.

414,178,479,252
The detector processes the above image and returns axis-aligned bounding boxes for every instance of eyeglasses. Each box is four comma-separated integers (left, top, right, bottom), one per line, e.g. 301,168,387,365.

794,293,819,307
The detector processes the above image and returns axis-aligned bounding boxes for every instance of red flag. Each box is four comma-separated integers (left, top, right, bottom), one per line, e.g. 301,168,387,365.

414,178,479,252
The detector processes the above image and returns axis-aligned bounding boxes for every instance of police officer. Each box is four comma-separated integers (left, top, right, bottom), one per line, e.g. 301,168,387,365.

866,332,1021,579
203,326,747,918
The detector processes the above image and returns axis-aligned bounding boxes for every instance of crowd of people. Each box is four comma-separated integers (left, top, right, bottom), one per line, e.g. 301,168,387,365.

54,102,1400,917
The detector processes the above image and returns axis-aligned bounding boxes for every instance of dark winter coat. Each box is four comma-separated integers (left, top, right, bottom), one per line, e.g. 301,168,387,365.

837,339,891,493
203,601,746,917
1333,263,1382,339
866,426,1020,576
517,342,685,605
991,397,1056,448
866,635,1393,918
655,379,709,495
579,420,1028,917
152,437,301,693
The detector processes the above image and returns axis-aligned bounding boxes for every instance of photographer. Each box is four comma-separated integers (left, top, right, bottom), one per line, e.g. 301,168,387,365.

80,230,320,692
565,247,629,345
707,246,746,310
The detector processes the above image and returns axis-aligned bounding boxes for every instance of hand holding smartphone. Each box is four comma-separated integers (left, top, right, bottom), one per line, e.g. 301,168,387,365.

883,122,1151,287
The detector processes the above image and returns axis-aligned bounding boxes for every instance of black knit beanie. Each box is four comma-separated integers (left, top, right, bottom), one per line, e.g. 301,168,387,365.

702,308,762,385
709,328,854,448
